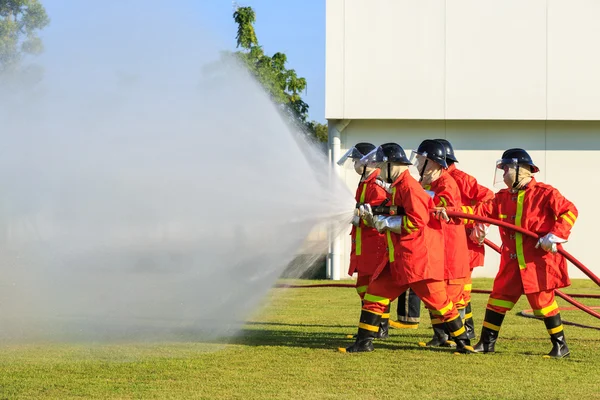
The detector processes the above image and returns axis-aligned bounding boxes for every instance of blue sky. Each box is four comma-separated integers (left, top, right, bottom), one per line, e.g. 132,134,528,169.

39,0,326,123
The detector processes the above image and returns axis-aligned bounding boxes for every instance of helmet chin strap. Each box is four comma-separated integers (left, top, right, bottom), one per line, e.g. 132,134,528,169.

418,159,429,183
387,163,392,183
362,165,367,179
512,164,520,189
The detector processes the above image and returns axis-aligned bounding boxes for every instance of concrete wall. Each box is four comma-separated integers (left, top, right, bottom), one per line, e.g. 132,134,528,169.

326,0,600,120
333,119,598,280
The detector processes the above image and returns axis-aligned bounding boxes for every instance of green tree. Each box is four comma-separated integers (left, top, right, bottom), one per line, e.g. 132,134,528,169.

0,0,50,74
231,6,326,142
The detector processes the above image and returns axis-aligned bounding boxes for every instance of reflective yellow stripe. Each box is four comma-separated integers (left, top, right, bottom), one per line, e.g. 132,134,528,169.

431,302,454,316
363,293,390,305
363,309,382,317
387,187,397,262
358,323,380,332
450,326,466,337
533,301,558,317
464,284,472,292
483,321,501,331
567,210,577,222
515,190,527,270
382,313,390,319
402,216,418,234
386,231,395,263
438,196,447,207
499,214,507,219
355,184,368,256
488,298,515,310
446,314,460,323
461,206,474,224
431,317,444,325
560,214,574,226
547,325,564,335
356,285,368,294
464,312,473,319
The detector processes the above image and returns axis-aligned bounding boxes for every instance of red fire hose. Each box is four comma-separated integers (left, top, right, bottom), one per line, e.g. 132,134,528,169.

449,210,600,322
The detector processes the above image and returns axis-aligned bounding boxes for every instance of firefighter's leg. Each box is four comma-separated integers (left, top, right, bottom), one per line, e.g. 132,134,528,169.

463,271,476,339
473,294,518,353
412,279,474,353
418,311,454,348
421,279,464,347
339,266,401,353
527,290,570,359
346,274,371,339
377,303,390,339
390,288,420,329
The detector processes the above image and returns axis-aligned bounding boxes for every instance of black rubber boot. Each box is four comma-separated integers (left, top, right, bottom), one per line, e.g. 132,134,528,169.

444,314,475,354
473,309,505,353
339,309,382,353
377,304,390,340
464,302,476,340
418,312,455,348
543,314,570,359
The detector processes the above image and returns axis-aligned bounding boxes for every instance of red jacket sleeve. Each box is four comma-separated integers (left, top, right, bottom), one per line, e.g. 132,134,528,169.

547,189,578,240
464,177,494,205
399,179,432,237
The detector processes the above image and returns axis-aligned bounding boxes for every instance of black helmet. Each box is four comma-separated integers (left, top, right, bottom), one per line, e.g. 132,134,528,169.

414,139,448,169
354,142,376,157
434,138,458,164
498,148,539,173
336,142,376,166
363,142,411,165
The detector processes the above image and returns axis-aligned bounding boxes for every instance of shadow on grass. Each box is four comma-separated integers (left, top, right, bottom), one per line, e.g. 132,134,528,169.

245,321,357,329
221,327,458,353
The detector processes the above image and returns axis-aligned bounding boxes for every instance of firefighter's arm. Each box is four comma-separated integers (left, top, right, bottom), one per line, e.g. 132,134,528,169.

548,189,578,240
357,183,389,227
397,190,430,236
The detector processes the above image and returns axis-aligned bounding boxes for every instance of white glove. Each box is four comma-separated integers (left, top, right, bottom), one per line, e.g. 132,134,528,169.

351,208,361,227
373,216,404,234
358,204,374,227
535,233,567,253
433,207,450,223
373,215,389,233
469,223,489,245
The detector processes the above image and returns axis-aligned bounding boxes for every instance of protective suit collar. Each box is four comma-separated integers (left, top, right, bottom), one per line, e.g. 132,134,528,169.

390,169,410,188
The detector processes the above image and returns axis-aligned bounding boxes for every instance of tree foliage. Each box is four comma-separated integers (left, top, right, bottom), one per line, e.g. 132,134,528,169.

231,6,326,142
0,0,50,74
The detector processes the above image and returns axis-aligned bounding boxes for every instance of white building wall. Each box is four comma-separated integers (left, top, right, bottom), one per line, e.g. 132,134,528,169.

334,120,596,280
326,0,600,120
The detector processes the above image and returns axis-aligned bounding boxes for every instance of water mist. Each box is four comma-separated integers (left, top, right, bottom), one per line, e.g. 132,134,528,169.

0,2,354,342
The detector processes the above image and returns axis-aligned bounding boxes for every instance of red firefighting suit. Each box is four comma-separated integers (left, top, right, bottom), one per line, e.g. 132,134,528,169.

425,171,470,310
464,178,578,317
362,170,461,330
448,163,494,305
349,169,388,300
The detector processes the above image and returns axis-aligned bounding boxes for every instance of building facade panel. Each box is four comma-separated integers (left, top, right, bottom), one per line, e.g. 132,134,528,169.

445,0,547,119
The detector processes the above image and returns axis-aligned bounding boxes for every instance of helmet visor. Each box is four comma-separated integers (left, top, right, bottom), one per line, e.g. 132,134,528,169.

336,147,365,166
359,147,387,167
494,158,518,188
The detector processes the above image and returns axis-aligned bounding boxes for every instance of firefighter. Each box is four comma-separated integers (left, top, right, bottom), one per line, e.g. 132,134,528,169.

337,142,390,338
410,139,470,348
438,148,577,358
435,138,494,339
338,143,474,354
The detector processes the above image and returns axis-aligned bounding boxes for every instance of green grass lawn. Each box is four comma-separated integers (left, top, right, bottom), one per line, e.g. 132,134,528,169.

1,278,599,399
